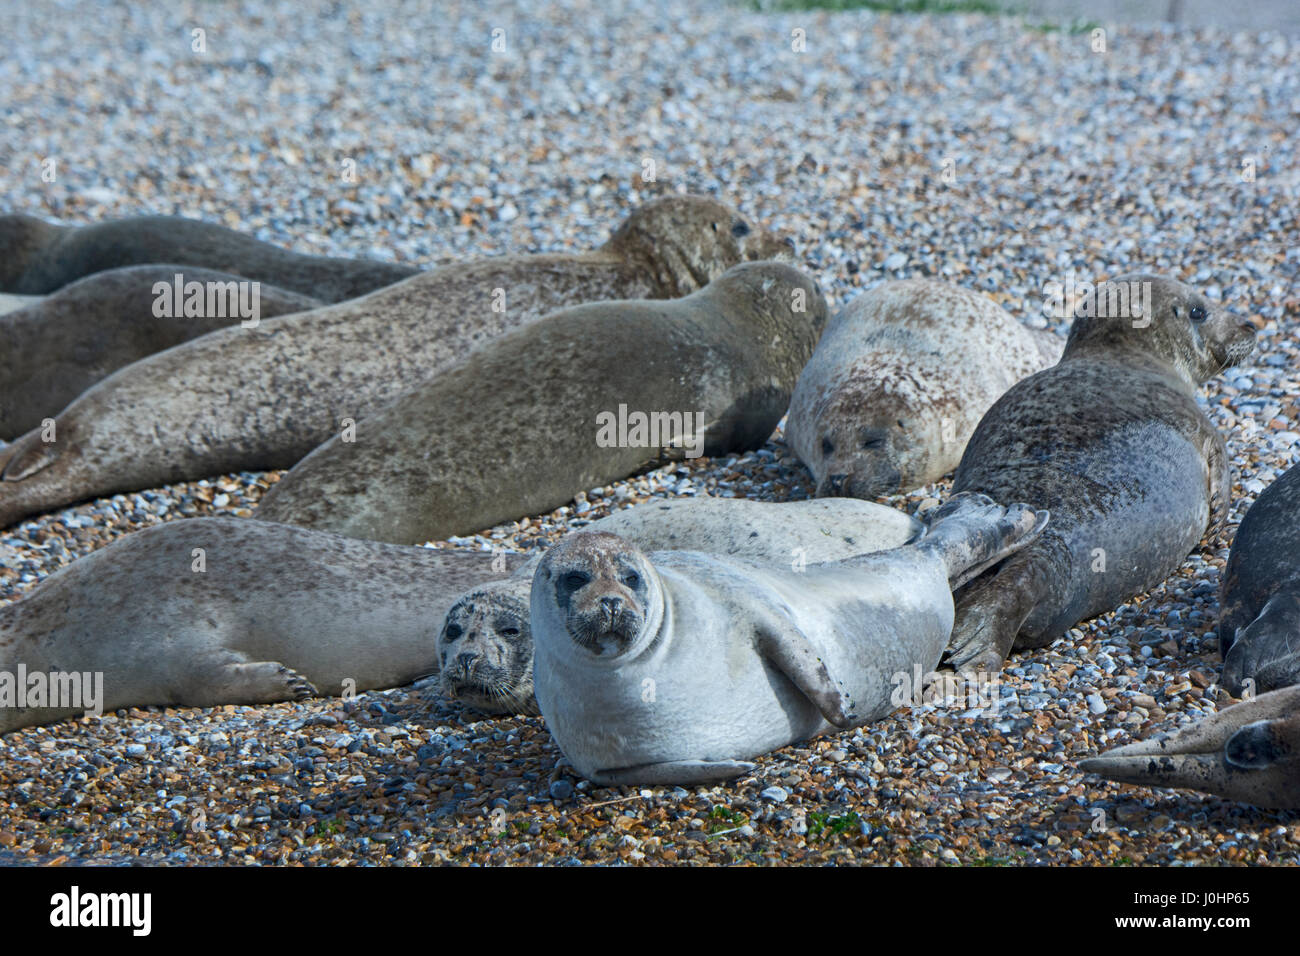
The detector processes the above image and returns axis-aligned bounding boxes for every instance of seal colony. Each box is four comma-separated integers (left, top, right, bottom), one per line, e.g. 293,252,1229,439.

786,279,1063,498
0,265,320,437
0,212,418,303
945,275,1256,674
256,260,827,544
530,493,1047,785
0,196,787,529
437,496,924,714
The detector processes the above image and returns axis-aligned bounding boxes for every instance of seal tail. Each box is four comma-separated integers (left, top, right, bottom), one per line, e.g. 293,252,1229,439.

1079,685,1300,808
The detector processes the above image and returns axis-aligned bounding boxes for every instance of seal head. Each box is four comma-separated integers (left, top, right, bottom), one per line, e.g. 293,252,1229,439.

437,579,537,715
603,196,793,297
0,215,61,293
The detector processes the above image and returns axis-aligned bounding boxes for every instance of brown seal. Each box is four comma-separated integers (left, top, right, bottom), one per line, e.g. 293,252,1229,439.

0,196,789,529
945,274,1256,673
256,261,827,544
0,264,319,438
0,212,417,302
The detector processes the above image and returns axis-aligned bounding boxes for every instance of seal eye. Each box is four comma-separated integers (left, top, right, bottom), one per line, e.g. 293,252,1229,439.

622,571,641,588
500,626,520,637
561,571,590,592
1189,305,1208,323
821,437,834,456
861,436,884,450
731,221,751,238
444,623,463,641
711,222,719,233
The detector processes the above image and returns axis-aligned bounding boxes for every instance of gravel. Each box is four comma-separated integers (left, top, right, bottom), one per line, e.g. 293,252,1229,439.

2,0,1299,865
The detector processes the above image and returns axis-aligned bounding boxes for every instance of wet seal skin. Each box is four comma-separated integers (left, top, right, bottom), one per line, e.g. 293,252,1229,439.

0,196,788,529
256,260,826,545
1219,462,1300,695
529,493,1047,786
0,264,320,438
0,211,417,302
0,517,527,734
946,274,1257,674
786,279,1063,498
1080,684,1300,809
437,496,923,715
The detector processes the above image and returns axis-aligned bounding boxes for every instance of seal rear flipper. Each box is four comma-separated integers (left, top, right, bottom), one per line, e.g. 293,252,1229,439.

0,427,58,482
946,549,1047,676
182,660,319,708
755,618,857,727
590,759,757,786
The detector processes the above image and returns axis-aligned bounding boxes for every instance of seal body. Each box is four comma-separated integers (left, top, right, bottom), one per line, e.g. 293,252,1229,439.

257,260,828,545
0,196,789,528
786,279,1062,498
946,274,1257,673
1080,685,1300,809
438,496,923,714
1219,462,1300,695
0,213,417,302
0,264,320,437
0,518,525,734
530,493,1046,785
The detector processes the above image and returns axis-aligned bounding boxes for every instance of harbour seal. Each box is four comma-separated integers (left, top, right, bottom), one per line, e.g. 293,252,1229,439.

256,260,826,545
0,265,320,438
0,196,788,528
0,212,417,302
786,279,1063,498
1080,685,1300,809
945,274,1257,674
1219,461,1300,696
438,496,923,714
530,493,1047,785
0,517,527,734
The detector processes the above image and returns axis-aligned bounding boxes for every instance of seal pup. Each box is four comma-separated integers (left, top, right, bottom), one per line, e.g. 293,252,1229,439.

945,274,1256,674
786,279,1063,498
529,493,1047,785
0,518,528,734
257,260,827,545
0,265,320,438
0,196,788,528
0,212,417,302
439,496,923,714
1080,685,1300,809
1219,462,1300,696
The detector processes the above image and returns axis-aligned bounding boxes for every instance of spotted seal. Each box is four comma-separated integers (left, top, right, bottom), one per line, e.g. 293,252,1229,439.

945,274,1256,673
256,260,826,545
785,279,1062,498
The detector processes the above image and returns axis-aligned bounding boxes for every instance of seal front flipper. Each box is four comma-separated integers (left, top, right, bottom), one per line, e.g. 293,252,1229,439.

590,759,758,786
183,658,320,708
754,618,857,728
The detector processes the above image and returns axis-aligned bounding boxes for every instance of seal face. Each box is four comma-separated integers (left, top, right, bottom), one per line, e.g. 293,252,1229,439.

437,496,922,716
1080,684,1300,809
786,279,1062,499
947,274,1257,674
254,260,828,544
0,197,792,530
530,495,1045,785
1219,462,1300,695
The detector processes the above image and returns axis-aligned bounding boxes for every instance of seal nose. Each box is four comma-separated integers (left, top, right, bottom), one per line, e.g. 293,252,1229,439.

826,474,848,495
601,596,623,617
453,652,477,679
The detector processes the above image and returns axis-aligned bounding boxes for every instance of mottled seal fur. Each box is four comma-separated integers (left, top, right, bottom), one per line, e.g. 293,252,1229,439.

946,274,1257,673
1080,685,1300,809
1219,462,1300,696
0,196,788,528
530,493,1047,785
257,260,827,545
0,212,417,302
786,279,1063,498
439,496,923,714
0,265,320,438
0,518,527,734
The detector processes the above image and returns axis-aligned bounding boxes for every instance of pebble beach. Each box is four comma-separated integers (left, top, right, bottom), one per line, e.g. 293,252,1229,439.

1,0,1298,866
